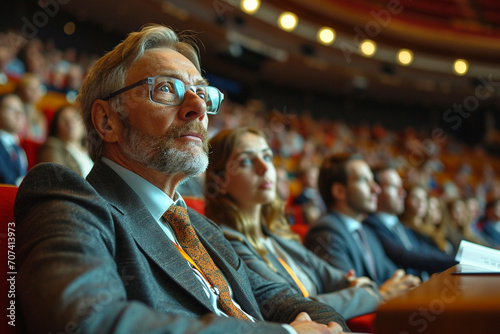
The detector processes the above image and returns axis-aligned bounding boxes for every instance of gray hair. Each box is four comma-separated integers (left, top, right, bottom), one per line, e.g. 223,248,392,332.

77,24,201,162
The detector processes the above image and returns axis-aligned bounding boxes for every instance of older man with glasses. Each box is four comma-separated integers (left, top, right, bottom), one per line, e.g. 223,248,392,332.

15,24,348,334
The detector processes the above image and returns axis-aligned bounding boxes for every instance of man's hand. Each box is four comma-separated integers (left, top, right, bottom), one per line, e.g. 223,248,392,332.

289,312,346,334
378,269,421,301
345,269,373,288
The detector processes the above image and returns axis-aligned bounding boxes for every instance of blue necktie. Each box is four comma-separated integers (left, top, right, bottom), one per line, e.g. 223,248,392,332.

356,227,378,282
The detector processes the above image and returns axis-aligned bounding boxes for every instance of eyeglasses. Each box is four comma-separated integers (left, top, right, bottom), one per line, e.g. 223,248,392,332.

102,75,224,115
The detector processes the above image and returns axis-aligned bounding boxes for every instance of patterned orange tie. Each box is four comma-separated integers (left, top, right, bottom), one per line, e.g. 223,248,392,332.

163,205,249,320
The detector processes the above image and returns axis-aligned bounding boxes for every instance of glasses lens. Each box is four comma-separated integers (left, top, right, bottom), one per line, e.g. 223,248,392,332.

151,77,183,105
150,76,223,114
206,87,223,114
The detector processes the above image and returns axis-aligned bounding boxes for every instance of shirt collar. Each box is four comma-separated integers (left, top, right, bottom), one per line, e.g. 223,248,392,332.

336,211,362,233
102,157,186,220
0,130,17,147
375,212,400,229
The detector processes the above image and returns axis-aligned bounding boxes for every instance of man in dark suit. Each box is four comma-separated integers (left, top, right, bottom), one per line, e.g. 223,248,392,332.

0,93,27,185
479,198,500,247
364,166,456,279
304,153,419,297
15,25,347,334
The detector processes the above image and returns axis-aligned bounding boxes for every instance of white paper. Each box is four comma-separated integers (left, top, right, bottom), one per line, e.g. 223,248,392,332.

454,240,500,273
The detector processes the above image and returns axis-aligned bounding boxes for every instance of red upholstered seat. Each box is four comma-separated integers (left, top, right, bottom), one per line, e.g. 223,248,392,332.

184,196,205,215
0,184,19,334
289,205,309,242
347,312,375,333
20,139,42,171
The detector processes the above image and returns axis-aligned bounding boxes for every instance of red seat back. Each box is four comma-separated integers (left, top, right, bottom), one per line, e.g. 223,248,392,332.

0,184,18,334
184,196,205,215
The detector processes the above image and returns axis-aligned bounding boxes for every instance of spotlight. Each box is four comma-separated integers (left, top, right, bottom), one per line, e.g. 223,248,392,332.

317,27,335,45
453,59,468,76
397,49,413,66
278,12,298,32
241,0,260,15
359,39,376,57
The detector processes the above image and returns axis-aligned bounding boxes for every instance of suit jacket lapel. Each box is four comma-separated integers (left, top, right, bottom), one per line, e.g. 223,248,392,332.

191,215,262,319
331,212,374,277
86,161,214,313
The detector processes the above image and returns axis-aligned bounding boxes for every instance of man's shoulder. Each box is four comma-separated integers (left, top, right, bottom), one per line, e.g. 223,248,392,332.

305,212,345,245
311,212,344,231
19,162,90,192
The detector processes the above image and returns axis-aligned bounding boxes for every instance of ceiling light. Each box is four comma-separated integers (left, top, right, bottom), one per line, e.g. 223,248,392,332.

453,59,468,75
397,49,413,65
359,39,376,57
317,27,336,45
64,22,76,35
240,0,260,15
278,12,298,32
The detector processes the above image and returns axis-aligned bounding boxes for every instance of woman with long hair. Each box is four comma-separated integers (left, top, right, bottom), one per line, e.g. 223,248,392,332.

38,104,93,176
204,127,406,320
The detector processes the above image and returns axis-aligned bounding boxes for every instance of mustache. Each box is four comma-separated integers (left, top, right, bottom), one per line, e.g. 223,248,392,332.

167,122,208,142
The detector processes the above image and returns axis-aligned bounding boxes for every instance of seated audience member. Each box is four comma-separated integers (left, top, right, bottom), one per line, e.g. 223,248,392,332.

364,167,456,279
205,127,402,320
293,165,327,225
304,153,420,291
16,72,48,142
0,93,27,185
479,198,500,247
445,197,489,250
15,24,348,334
399,183,429,233
425,195,455,254
463,195,489,244
38,104,93,177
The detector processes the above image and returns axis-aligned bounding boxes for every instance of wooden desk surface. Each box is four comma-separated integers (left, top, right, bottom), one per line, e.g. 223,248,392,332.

375,265,500,333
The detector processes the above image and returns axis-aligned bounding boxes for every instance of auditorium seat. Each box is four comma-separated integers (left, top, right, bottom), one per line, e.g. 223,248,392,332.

184,196,205,215
20,138,42,170
347,312,375,333
0,184,19,334
289,205,309,242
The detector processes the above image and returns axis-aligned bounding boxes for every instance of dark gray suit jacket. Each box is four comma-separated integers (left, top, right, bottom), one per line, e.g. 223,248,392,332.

304,211,398,286
15,162,348,333
222,225,382,320
364,214,456,277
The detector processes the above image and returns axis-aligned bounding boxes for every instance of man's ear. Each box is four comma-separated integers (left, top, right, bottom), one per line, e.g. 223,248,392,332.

331,182,346,202
91,100,121,143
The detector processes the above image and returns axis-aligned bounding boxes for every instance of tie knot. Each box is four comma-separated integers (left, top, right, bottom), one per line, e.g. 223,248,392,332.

167,204,188,218
163,205,192,238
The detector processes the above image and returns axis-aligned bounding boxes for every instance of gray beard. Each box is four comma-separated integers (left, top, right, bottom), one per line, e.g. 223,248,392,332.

121,119,209,177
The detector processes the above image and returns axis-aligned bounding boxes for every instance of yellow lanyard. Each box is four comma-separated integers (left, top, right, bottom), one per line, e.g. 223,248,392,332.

278,257,310,298
172,242,214,289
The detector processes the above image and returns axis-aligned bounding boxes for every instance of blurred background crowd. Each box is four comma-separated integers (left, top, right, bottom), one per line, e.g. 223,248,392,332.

2,1,500,252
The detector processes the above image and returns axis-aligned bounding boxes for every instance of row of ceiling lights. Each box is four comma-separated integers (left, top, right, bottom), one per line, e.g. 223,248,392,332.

239,0,469,76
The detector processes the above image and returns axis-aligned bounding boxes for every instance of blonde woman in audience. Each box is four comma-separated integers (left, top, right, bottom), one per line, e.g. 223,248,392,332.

16,72,47,142
205,126,413,320
424,195,454,254
38,104,93,177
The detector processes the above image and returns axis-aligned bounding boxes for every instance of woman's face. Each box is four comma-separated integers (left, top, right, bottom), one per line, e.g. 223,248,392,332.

427,197,442,226
450,200,468,227
221,132,276,212
406,187,428,219
57,107,84,142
